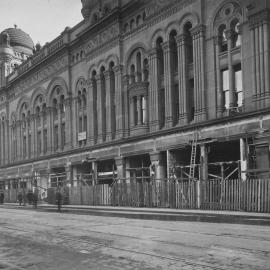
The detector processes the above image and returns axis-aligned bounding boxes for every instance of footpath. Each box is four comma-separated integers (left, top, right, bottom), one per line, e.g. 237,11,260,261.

2,202,270,226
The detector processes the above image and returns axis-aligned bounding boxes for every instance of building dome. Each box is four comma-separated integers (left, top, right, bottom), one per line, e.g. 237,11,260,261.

1,26,34,55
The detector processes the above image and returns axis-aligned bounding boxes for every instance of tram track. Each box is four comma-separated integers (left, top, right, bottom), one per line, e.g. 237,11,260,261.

1,224,230,270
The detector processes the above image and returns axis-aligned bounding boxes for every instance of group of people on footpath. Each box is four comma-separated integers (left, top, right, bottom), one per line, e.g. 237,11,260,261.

0,187,63,211
17,187,63,211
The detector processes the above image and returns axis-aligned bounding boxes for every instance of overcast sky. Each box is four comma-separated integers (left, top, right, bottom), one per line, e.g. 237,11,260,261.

0,0,83,46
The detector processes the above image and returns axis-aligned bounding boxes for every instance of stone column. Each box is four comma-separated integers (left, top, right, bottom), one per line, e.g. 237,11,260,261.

0,121,3,165
225,29,235,109
263,20,270,106
57,106,62,151
64,97,72,150
215,36,224,117
148,48,160,132
40,112,44,155
104,70,112,141
114,65,125,139
123,75,129,137
65,163,72,187
72,97,78,148
240,138,247,181
137,95,142,125
176,34,188,125
46,107,53,154
200,144,208,181
96,74,106,143
115,156,126,181
16,121,21,161
91,161,98,185
87,78,96,145
2,120,8,164
149,151,166,180
162,41,173,128
191,25,206,122
129,96,134,127
30,115,35,158
25,119,30,159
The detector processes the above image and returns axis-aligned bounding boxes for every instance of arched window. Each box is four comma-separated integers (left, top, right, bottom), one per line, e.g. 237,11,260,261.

143,58,149,82
169,30,178,73
136,15,142,26
130,19,135,31
184,22,193,63
92,13,98,23
130,64,135,84
136,52,142,82
156,37,164,76
124,23,129,33
218,24,227,52
231,19,241,48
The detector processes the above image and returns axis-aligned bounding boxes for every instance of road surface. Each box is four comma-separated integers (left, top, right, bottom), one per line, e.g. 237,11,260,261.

0,206,269,269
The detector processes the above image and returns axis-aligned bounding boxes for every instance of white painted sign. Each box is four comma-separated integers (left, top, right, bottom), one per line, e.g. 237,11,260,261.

78,131,86,141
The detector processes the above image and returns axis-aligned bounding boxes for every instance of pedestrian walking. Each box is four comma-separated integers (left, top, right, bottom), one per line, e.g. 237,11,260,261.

32,192,38,209
0,191,4,204
27,190,33,204
18,192,23,206
55,188,62,212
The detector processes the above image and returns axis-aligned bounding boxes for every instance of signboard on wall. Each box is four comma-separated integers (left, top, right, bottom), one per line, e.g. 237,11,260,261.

78,131,86,141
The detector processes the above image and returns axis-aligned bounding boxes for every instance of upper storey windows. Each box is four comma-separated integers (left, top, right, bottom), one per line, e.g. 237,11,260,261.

214,2,243,115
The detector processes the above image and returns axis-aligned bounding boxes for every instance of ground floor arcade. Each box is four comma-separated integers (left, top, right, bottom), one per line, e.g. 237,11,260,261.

0,113,270,210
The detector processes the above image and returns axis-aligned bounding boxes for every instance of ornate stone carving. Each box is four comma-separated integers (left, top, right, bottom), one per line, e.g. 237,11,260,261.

12,56,68,95
146,0,196,17
84,25,119,54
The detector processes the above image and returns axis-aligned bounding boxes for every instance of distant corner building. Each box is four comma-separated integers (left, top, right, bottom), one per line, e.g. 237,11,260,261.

0,0,269,192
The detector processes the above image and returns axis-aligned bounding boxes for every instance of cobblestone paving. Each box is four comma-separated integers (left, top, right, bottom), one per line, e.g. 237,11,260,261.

0,207,269,269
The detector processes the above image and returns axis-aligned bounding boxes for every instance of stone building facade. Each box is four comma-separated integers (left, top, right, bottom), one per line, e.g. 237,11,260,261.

0,0,269,191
